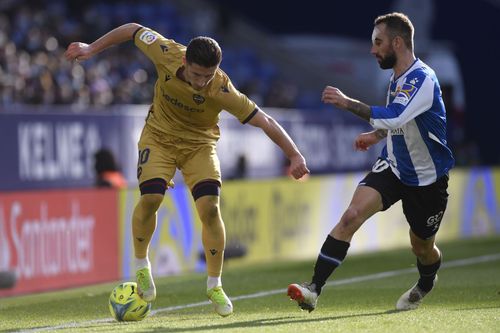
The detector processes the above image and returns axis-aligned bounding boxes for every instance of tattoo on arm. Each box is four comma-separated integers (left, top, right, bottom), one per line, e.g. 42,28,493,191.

375,129,387,140
345,99,372,122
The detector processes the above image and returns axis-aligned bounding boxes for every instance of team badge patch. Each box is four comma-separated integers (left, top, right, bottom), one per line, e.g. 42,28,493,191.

393,82,418,106
390,86,401,97
139,31,157,45
193,94,205,105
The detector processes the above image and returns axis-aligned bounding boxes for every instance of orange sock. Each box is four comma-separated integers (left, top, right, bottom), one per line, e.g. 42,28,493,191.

202,220,225,277
132,200,157,259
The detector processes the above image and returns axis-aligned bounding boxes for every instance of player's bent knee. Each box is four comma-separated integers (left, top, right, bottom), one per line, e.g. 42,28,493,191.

198,201,220,223
139,193,164,211
193,181,222,224
411,245,433,259
192,180,221,200
341,207,362,225
334,207,364,238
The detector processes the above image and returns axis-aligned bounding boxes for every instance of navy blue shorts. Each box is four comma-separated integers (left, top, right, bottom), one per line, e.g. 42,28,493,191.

360,159,449,240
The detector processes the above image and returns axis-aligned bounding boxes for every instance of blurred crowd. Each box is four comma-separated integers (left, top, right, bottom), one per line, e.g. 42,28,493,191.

0,0,299,110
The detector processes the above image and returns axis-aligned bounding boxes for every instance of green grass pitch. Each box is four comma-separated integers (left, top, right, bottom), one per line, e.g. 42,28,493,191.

1,235,499,332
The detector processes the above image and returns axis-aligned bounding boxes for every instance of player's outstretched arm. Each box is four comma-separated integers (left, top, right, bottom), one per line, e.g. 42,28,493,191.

322,85,372,122
247,110,310,180
64,23,142,62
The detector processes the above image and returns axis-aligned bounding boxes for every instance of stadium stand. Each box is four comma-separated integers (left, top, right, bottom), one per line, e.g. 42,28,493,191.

0,0,303,109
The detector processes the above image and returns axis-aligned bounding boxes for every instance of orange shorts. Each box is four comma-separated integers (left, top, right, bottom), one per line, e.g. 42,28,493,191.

137,125,221,190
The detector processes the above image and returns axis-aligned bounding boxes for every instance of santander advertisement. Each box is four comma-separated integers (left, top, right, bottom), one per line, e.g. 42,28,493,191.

0,189,119,296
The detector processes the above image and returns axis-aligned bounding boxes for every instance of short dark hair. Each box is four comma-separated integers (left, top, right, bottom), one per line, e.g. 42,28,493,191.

186,36,222,67
374,12,414,51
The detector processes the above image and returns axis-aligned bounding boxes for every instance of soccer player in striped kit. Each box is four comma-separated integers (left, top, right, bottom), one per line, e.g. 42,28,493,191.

288,12,454,311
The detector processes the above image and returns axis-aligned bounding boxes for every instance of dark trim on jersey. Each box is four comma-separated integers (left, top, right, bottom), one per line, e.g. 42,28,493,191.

192,180,221,200
242,108,259,124
392,58,419,82
139,178,167,195
132,26,143,41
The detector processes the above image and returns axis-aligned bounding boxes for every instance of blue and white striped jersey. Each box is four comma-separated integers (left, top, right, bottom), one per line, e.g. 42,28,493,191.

370,59,454,186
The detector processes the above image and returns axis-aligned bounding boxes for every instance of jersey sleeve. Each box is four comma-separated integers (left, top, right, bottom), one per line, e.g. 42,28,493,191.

218,77,257,124
370,69,434,130
133,26,184,69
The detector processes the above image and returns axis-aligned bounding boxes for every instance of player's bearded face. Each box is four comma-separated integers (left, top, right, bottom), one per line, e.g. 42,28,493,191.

371,25,397,70
378,48,397,69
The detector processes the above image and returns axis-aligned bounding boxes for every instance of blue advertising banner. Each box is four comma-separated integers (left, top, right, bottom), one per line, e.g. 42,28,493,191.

0,107,381,191
0,111,142,191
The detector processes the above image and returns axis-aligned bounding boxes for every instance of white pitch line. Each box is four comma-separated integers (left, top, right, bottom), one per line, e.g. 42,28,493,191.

15,253,500,333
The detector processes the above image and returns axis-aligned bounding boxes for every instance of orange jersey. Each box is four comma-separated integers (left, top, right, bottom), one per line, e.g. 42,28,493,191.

133,27,257,143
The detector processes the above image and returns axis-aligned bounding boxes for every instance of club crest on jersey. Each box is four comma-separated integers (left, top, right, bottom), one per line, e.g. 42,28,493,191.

193,94,205,105
139,31,157,45
390,86,401,97
393,82,418,106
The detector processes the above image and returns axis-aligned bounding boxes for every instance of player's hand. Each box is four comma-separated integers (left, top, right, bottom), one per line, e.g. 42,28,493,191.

288,154,310,180
64,42,93,62
354,131,379,151
321,85,349,109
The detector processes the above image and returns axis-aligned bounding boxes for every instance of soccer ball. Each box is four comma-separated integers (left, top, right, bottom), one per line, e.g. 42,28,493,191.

108,282,151,321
